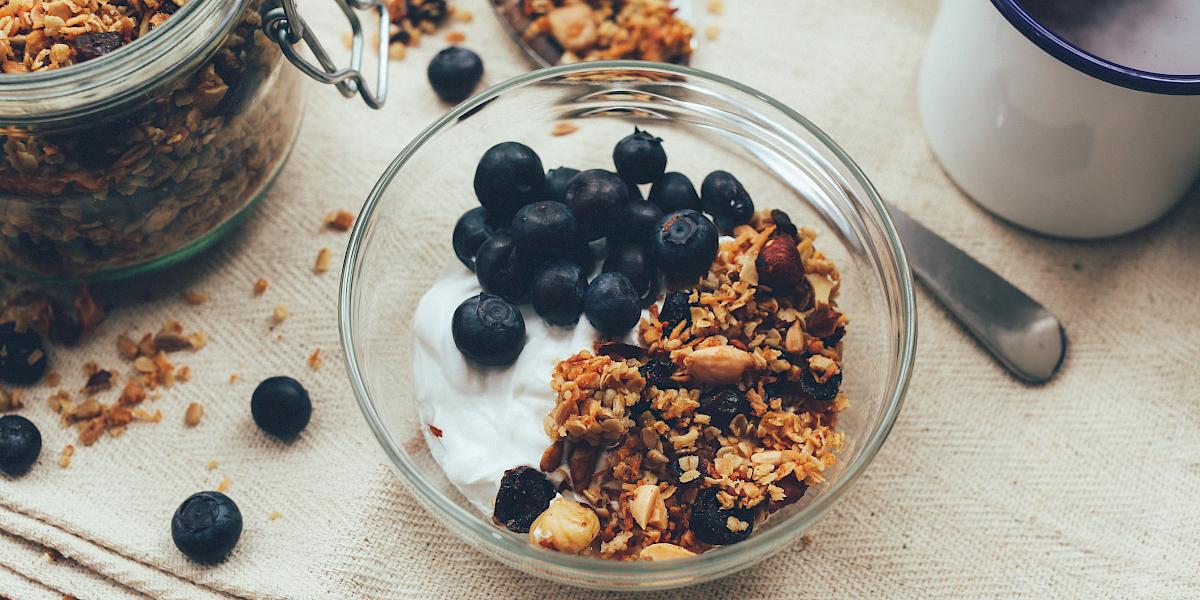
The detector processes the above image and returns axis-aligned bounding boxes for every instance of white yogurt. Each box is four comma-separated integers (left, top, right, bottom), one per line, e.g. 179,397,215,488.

411,263,642,514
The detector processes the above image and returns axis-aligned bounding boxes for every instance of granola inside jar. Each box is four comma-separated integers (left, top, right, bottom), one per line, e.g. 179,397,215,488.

0,0,305,281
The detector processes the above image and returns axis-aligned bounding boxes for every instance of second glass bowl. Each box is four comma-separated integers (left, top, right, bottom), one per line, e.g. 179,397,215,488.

341,62,916,590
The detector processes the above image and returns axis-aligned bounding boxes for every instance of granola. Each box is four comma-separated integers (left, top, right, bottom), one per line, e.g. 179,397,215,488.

533,210,847,559
519,0,693,64
0,0,303,280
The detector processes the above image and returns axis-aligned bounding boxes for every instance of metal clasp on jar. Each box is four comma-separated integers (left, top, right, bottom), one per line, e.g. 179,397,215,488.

262,0,391,108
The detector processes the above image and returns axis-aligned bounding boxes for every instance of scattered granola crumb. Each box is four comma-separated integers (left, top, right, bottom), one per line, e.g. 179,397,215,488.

428,424,444,438
388,42,407,60
254,278,269,296
268,511,283,521
551,122,579,137
705,25,719,40
119,380,146,405
0,388,22,412
453,8,474,22
324,210,355,232
206,460,219,471
314,247,332,273
58,445,74,469
216,476,231,493
46,372,61,388
272,305,289,325
178,365,191,382
73,287,104,331
308,348,323,371
707,0,723,14
229,374,239,384
181,291,208,305
78,416,106,446
801,534,813,548
184,402,204,427
446,31,466,43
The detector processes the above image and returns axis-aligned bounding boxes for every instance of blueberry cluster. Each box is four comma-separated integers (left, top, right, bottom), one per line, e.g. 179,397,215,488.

451,129,759,366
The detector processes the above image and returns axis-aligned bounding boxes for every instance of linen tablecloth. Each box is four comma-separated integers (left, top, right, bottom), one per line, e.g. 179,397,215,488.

2,1,1198,598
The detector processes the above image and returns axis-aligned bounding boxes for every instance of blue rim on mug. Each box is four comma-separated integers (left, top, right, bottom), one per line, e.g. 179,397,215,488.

992,0,1200,95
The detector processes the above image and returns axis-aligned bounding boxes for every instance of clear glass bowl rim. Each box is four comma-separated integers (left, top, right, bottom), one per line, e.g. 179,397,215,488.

339,60,917,581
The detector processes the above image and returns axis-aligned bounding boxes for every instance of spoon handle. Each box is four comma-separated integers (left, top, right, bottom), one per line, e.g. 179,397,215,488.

888,205,1067,383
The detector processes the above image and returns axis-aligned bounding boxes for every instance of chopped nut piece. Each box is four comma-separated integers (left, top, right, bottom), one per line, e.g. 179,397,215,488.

58,445,75,469
0,389,23,412
254,278,270,296
324,210,355,232
314,247,332,273
272,305,289,325
229,374,239,384
78,416,106,446
705,25,719,40
181,291,208,305
308,348,323,371
707,0,723,14
178,365,191,382
184,403,204,427
640,543,695,560
133,356,156,374
206,460,219,471
268,511,283,521
216,476,231,493
551,122,579,137
630,484,668,530
45,372,60,387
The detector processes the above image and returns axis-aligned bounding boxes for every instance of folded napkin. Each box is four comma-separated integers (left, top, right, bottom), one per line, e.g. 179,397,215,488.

2,1,1197,598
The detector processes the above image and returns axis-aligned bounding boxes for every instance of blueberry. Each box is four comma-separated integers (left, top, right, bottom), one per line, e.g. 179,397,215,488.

511,201,577,264
530,261,588,327
584,272,641,337
657,290,693,330
544,167,580,203
799,368,842,403
474,232,534,301
613,127,667,184
427,46,483,103
770,208,798,238
452,293,526,366
563,169,630,241
698,387,752,432
650,210,719,280
251,376,312,439
171,491,243,563
452,207,497,271
648,172,700,213
603,243,656,302
494,466,555,533
474,142,546,221
701,171,755,232
0,415,41,475
610,200,663,247
689,487,754,545
0,322,47,385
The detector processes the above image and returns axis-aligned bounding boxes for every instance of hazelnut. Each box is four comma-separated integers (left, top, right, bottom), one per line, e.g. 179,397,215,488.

684,345,754,384
640,543,696,561
755,236,805,290
547,4,597,53
529,498,600,554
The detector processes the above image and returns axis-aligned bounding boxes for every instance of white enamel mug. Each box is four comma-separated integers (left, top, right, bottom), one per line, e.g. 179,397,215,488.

919,1,1200,239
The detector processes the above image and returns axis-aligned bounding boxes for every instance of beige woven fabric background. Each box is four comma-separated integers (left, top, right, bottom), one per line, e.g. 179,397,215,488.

2,0,1199,598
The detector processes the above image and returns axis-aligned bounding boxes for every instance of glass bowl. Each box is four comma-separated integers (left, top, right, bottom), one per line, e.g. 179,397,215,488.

340,61,916,590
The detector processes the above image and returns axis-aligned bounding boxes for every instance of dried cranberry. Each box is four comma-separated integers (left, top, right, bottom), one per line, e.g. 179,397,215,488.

658,290,692,330
493,466,555,533
799,368,841,404
689,487,753,545
638,357,676,387
697,387,751,432
71,32,124,62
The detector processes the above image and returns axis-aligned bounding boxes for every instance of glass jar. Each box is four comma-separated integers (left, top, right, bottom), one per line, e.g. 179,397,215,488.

0,0,388,282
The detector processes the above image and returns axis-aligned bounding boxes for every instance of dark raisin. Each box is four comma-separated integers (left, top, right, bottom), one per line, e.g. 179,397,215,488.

689,487,753,545
638,357,676,387
493,466,555,533
407,0,448,24
772,475,809,508
70,32,124,62
770,209,798,239
697,387,751,432
595,341,647,362
49,302,82,346
822,326,846,348
799,368,841,404
658,290,692,330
